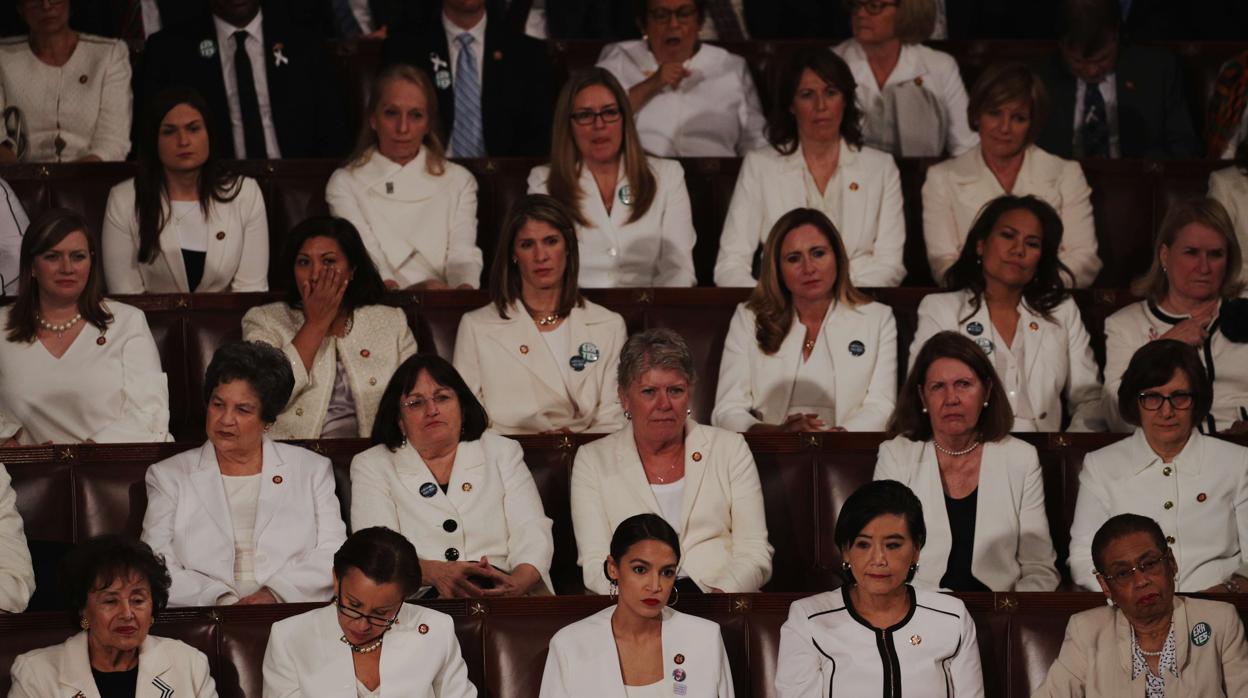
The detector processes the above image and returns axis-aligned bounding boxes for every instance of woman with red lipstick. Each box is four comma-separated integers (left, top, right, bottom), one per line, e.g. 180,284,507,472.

454,195,626,434
572,329,772,595
540,514,735,697
776,480,984,697
528,68,696,288
1104,198,1248,434
911,195,1103,433
1036,513,1248,696
1069,340,1248,594
922,62,1100,287
9,536,218,697
0,209,170,445
103,87,269,294
714,48,905,289
876,332,1060,592
712,208,897,432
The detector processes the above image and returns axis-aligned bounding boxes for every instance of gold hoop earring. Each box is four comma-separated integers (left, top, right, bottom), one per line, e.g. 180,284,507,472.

80,617,89,630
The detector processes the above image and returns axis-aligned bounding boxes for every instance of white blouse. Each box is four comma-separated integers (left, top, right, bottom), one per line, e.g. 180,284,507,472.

223,473,262,600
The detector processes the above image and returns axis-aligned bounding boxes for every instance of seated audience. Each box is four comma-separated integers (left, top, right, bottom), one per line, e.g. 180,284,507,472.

1104,198,1248,433
713,208,897,432
528,68,696,288
0,0,130,162
327,64,482,290
1070,340,1248,593
832,0,977,158
384,0,554,157
877,331,1060,591
140,0,350,159
1208,143,1248,279
0,209,170,445
922,62,1100,287
103,87,269,294
715,48,905,288
0,176,29,294
8,535,218,697
1206,49,1248,159
595,0,766,157
1035,514,1248,696
262,526,476,697
775,480,984,696
1033,0,1199,159
351,354,555,597
142,341,347,606
0,462,34,612
454,195,626,434
913,195,1103,432
572,328,772,594
243,216,417,439
540,514,734,697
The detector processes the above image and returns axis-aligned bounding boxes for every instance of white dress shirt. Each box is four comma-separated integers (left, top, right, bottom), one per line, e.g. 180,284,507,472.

1209,166,1248,280
1073,74,1121,158
0,177,28,295
596,41,767,157
9,632,217,698
349,0,375,34
213,11,281,159
0,463,34,613
140,0,163,37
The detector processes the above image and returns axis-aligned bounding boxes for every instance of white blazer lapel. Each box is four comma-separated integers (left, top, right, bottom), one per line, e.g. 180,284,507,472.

755,320,804,424
311,603,358,694
56,633,100,698
615,424,664,515
587,609,630,698
779,148,808,212
1020,304,1049,410
561,308,595,417
487,308,569,408
198,199,230,293
914,444,952,585
823,304,870,426
135,638,174,698
253,438,288,542
394,445,457,519
156,204,192,293
837,147,870,252
956,296,993,348
677,424,712,537
970,440,1008,581
445,440,487,517
607,160,634,231
578,164,618,247
189,443,232,540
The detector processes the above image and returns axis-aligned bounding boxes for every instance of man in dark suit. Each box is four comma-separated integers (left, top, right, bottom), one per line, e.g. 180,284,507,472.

138,0,350,159
1033,0,1199,159
383,0,554,157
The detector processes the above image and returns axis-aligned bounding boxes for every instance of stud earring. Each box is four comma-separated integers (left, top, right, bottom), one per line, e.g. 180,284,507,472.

624,411,632,420
80,617,89,630
686,408,691,416
609,579,618,599
921,406,928,413
983,400,989,408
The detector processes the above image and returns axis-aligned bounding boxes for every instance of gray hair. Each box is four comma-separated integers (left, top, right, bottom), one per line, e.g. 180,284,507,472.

617,328,696,390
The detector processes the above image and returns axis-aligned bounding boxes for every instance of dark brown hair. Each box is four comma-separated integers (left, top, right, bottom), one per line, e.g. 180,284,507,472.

61,535,171,626
888,331,1013,442
279,217,387,312
6,209,112,343
1116,339,1212,428
489,194,583,320
767,47,865,155
966,62,1049,145
371,354,489,450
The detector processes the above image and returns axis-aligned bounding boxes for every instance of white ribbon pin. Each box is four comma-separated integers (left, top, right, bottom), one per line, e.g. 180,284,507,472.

430,53,449,72
273,44,289,67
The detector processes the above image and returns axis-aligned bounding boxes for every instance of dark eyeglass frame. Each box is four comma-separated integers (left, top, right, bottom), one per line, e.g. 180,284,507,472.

569,107,623,127
846,0,900,15
647,6,699,23
335,596,401,629
1137,391,1195,411
1094,553,1167,587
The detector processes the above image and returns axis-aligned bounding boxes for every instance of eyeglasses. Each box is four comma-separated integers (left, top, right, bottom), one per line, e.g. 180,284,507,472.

335,597,400,628
846,0,899,15
1137,391,1195,411
1095,554,1167,587
647,6,699,23
569,107,623,126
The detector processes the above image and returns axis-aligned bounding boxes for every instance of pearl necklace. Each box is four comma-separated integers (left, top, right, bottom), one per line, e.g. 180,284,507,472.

340,634,384,654
534,312,561,326
932,439,981,457
37,313,82,338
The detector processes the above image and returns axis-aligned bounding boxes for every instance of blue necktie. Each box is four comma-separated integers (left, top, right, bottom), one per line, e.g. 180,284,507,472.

1081,82,1109,158
451,33,485,158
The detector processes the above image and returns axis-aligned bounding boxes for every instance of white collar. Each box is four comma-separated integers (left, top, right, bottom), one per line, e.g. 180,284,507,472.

442,11,486,46
213,9,264,49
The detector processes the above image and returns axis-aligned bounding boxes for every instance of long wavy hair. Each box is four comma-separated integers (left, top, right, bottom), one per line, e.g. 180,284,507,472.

6,209,112,343
347,64,446,176
489,194,583,320
767,47,865,155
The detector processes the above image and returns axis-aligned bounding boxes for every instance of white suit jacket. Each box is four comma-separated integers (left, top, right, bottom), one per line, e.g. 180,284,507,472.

874,435,1060,591
242,302,417,439
921,144,1101,287
9,632,217,698
714,144,906,288
528,159,696,287
141,439,348,606
350,432,555,594
1209,166,1248,280
571,422,773,594
1068,429,1248,592
712,300,896,432
327,148,482,288
262,603,476,698
454,300,626,434
596,40,767,157
912,291,1104,432
539,606,734,698
0,463,33,613
0,177,28,295
102,176,270,293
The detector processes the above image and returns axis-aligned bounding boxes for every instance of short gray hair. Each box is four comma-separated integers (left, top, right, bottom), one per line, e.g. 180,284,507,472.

618,329,696,389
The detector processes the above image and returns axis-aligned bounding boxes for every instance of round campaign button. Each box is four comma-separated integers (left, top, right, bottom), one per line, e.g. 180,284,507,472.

419,482,438,498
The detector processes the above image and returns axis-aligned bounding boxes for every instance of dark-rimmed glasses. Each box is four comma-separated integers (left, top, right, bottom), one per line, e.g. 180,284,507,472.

846,0,899,15
1137,391,1194,411
570,107,623,127
1095,554,1167,587
335,597,401,628
647,6,699,23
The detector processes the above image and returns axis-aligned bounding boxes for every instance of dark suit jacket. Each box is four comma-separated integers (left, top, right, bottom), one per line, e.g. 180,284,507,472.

383,8,554,157
138,11,350,159
1033,45,1201,159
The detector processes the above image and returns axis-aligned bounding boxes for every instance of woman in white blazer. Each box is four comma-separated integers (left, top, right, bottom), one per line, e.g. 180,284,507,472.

0,210,170,445
922,63,1100,287
142,342,347,606
1069,340,1248,594
327,64,482,290
351,354,555,597
540,514,734,698
103,87,269,294
1103,198,1248,433
1208,151,1248,280
528,68,695,288
9,536,217,697
263,527,476,698
0,463,34,613
877,332,1059,591
594,1,766,157
0,176,29,295
573,329,772,595
455,195,625,434
912,195,1104,432
243,217,417,439
832,0,976,158
713,208,896,432
714,48,905,289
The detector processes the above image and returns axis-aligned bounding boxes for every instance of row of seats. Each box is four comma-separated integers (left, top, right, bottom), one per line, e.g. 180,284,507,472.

40,288,1139,442
2,156,1231,289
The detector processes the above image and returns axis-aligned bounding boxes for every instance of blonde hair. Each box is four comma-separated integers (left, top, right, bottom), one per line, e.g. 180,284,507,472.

894,0,938,44
1132,198,1244,302
348,64,446,176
